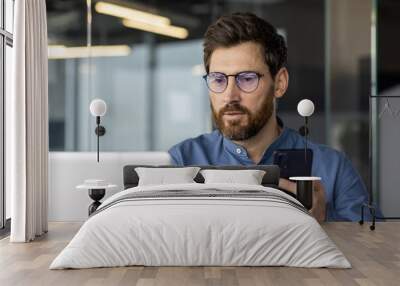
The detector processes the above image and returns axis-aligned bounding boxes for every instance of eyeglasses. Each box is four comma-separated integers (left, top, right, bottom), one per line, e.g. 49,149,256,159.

203,71,264,93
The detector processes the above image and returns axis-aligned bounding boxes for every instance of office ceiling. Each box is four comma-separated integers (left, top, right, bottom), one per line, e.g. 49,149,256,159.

46,0,229,46
46,0,291,46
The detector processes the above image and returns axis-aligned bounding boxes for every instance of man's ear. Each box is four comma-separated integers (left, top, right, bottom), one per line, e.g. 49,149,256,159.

274,67,289,99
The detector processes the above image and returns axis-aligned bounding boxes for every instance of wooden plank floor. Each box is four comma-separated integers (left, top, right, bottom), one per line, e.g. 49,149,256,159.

0,222,399,286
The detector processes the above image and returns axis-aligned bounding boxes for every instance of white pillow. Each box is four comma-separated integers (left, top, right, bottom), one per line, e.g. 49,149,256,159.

135,167,200,186
200,169,266,185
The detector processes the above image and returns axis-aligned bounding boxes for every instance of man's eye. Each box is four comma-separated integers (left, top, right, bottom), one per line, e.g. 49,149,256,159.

213,77,225,83
239,73,257,81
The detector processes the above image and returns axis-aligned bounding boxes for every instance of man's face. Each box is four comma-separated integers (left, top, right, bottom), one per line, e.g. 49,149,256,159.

208,42,276,141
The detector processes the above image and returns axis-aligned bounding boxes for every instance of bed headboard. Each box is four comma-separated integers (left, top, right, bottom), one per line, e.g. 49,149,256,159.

123,165,280,189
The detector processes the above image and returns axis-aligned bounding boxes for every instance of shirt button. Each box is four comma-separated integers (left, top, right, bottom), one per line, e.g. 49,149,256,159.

236,148,242,154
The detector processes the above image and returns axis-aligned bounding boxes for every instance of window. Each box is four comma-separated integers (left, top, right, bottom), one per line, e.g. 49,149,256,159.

1,0,13,232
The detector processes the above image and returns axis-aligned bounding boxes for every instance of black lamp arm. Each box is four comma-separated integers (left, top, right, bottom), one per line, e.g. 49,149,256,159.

304,116,309,163
97,116,100,162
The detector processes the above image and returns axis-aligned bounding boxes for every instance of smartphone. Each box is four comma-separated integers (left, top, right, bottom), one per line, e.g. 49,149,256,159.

272,149,313,179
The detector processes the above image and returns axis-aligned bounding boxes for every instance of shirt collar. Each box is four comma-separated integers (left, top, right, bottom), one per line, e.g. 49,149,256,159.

221,116,289,163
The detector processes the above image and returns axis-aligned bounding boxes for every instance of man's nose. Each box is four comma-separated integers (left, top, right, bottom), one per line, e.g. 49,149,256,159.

223,77,241,104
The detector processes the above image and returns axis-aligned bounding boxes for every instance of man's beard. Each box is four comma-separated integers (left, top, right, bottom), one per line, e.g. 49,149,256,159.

211,88,275,141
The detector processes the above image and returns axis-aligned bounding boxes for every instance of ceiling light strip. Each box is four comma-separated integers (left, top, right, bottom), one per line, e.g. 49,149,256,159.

95,2,170,26
122,19,188,39
48,45,131,59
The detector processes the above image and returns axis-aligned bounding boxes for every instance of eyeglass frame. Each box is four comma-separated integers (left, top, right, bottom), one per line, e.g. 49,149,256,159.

202,71,265,93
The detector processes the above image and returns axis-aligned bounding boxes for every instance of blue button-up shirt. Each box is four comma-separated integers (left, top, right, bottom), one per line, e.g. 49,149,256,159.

168,121,378,221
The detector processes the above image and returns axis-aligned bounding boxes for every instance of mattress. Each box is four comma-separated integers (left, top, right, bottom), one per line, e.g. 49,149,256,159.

50,183,351,269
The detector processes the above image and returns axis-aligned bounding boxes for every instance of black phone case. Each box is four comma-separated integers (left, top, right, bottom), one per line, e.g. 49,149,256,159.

272,149,313,179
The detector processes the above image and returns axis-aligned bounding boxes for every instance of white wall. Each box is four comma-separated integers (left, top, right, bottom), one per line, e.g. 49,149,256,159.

49,152,171,222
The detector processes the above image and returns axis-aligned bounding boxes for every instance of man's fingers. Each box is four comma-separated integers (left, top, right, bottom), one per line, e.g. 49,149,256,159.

278,178,296,194
310,207,323,222
279,178,326,222
313,181,326,202
309,181,326,222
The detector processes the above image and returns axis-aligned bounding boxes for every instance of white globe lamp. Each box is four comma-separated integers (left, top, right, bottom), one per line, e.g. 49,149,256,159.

89,99,107,162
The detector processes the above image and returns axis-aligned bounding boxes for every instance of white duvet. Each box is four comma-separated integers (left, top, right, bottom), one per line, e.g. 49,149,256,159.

50,183,351,269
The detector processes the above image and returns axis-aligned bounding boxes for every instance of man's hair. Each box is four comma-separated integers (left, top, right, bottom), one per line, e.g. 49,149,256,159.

203,12,287,78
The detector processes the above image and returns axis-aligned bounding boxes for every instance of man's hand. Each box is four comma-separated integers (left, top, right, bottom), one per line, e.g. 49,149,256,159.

279,178,326,222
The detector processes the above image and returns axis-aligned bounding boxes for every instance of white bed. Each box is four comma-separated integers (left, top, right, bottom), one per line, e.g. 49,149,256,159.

50,183,351,269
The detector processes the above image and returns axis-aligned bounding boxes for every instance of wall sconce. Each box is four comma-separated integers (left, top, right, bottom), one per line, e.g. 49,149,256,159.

89,99,107,162
297,99,315,163
292,99,319,210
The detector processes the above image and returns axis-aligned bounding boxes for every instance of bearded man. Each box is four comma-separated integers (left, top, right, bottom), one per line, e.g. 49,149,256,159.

168,12,374,222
